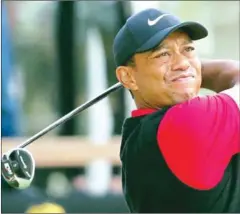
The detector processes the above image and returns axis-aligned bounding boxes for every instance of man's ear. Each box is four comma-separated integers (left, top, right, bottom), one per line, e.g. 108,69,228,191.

116,66,138,91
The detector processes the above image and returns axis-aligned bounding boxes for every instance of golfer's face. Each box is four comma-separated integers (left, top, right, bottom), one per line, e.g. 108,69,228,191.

133,31,202,107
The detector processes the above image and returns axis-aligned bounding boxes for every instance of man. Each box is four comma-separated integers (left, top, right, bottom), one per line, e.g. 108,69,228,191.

113,8,239,212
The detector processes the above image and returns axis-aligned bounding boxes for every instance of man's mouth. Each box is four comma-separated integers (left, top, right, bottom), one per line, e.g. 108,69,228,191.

171,73,195,82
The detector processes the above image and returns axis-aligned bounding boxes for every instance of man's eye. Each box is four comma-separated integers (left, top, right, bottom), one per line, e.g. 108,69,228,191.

155,52,169,58
185,46,195,52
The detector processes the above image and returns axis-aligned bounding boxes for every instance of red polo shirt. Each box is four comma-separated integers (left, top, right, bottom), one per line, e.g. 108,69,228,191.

132,93,240,190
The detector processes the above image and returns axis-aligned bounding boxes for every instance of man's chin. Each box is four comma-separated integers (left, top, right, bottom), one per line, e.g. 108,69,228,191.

173,91,198,104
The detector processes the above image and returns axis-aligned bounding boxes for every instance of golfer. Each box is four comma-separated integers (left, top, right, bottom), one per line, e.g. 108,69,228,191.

113,8,239,212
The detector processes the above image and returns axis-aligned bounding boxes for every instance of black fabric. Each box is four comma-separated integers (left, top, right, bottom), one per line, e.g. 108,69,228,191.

120,108,240,212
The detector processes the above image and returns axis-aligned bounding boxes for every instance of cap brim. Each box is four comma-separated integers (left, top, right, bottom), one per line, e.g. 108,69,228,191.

136,22,208,53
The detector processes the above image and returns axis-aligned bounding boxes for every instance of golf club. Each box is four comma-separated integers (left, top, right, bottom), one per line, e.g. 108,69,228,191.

1,82,123,189
17,82,123,149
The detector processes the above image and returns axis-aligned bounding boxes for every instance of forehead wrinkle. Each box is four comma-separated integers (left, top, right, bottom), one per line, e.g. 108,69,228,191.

151,37,193,53
150,43,168,53
145,32,193,58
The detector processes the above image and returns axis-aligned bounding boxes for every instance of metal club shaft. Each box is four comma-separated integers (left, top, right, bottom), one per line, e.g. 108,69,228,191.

18,82,123,148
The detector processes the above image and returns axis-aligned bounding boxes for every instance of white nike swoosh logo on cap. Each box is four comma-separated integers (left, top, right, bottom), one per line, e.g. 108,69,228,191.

148,14,172,26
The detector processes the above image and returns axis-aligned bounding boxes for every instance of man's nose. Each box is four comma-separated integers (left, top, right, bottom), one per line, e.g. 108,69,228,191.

171,54,190,71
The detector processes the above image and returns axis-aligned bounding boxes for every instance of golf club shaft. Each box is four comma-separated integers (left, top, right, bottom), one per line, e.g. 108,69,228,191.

18,82,123,149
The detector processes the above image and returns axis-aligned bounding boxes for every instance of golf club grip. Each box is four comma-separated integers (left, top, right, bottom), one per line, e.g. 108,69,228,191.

18,82,123,148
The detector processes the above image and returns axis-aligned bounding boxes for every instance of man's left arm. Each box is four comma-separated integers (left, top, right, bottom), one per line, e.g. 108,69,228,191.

201,59,239,92
157,94,239,191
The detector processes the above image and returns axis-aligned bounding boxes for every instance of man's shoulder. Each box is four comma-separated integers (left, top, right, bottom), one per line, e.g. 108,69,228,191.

131,107,171,136
124,93,237,136
121,108,170,157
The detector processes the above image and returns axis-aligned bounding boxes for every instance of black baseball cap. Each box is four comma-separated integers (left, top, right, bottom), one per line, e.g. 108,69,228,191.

113,8,208,67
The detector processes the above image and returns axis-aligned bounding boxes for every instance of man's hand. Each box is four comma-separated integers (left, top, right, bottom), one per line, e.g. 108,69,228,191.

201,59,239,92
1,148,35,189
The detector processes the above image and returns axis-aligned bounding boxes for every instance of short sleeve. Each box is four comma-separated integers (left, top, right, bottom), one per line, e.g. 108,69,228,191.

157,94,240,190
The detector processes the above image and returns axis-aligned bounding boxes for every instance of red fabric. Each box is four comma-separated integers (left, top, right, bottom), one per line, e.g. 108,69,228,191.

131,109,157,117
131,94,240,190
157,94,240,190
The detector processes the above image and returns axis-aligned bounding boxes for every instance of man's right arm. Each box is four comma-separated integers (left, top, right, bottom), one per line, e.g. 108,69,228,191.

201,59,239,92
220,83,240,108
201,59,239,108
